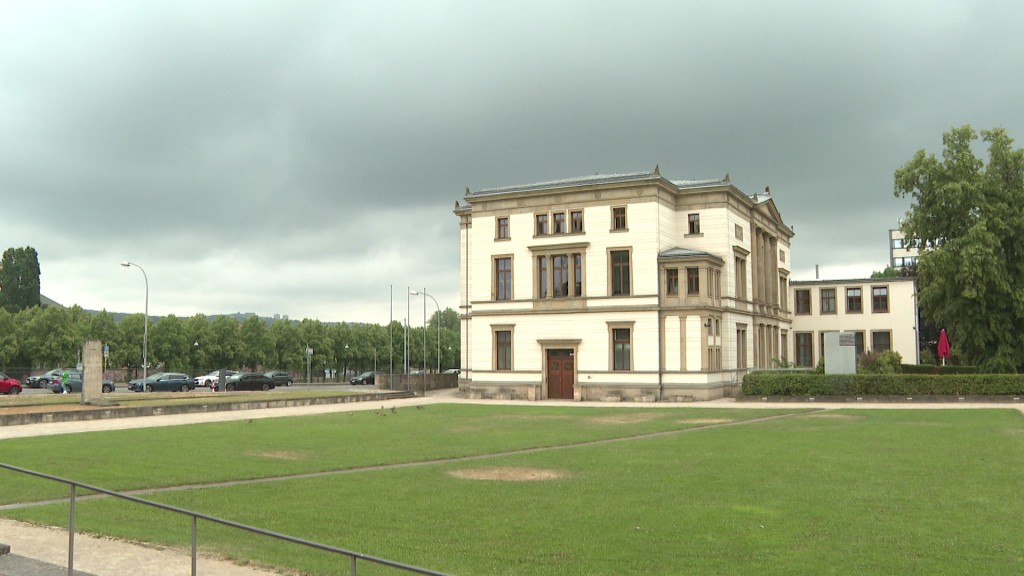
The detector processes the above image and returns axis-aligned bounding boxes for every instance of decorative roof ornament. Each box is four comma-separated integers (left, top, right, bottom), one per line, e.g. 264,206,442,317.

653,164,660,176
724,173,730,182
765,185,771,196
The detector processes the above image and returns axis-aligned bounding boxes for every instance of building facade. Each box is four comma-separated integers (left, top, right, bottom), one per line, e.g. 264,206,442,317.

455,168,794,401
789,276,919,367
889,228,919,270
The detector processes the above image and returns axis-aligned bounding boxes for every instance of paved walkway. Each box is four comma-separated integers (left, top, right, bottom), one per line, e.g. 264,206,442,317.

1,390,1021,575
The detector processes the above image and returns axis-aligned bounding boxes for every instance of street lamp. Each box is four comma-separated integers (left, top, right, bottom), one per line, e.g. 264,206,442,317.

120,261,149,383
410,289,441,374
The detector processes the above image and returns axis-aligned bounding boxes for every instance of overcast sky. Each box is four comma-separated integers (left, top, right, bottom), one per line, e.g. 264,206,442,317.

3,1,1022,324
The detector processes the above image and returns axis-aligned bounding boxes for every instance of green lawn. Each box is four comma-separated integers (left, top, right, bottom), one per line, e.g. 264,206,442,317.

1,405,1022,575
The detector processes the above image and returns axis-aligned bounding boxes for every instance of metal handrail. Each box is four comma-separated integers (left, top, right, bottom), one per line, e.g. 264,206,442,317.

0,462,448,576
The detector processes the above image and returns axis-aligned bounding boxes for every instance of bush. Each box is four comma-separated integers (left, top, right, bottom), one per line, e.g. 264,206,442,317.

858,350,903,374
742,370,1024,397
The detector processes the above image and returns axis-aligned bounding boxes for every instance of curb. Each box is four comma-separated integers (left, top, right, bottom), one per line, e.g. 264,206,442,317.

0,391,416,427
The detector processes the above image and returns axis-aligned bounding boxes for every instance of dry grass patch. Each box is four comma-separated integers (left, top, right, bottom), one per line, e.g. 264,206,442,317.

247,450,307,461
797,413,864,421
590,412,662,425
448,467,570,482
676,418,735,425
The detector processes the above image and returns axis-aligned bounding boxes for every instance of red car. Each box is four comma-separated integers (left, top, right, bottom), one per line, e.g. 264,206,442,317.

0,372,23,395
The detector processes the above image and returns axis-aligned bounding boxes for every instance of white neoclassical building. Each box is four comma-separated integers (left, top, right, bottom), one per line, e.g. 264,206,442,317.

454,168,794,401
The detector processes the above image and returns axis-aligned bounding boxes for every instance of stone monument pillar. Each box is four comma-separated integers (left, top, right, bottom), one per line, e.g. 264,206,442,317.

82,340,104,403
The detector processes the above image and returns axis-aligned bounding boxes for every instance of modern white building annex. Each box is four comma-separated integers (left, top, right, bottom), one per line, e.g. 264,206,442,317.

454,168,794,401
789,276,919,367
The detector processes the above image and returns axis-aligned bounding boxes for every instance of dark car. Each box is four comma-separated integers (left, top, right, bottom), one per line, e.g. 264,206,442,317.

26,368,70,388
221,372,276,391
264,371,293,386
128,372,196,392
0,373,23,395
50,376,116,394
350,371,375,385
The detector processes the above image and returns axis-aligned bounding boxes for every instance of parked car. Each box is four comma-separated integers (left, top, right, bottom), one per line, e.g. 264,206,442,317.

26,368,71,388
128,372,195,392
443,368,461,375
264,371,293,386
221,372,276,391
50,376,115,394
0,373,23,395
350,371,375,385
193,369,238,388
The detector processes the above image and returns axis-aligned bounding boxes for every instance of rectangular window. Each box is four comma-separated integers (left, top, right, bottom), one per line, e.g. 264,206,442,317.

735,224,744,240
537,256,548,299
847,288,863,313
736,258,747,300
795,289,811,314
496,217,509,240
795,333,814,367
612,328,631,371
779,249,786,263
610,250,631,296
553,212,566,234
853,331,865,358
872,331,891,353
666,268,679,296
495,330,512,371
820,288,836,314
686,267,700,295
535,213,549,236
737,325,748,369
570,210,584,233
553,255,569,297
494,257,512,301
872,286,889,312
573,254,583,296
688,213,701,234
612,207,627,231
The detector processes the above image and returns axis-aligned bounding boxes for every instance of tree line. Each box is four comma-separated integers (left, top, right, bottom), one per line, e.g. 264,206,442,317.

0,304,461,380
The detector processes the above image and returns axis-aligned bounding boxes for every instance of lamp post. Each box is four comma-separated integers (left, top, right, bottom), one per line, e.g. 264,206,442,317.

410,289,441,374
120,261,149,383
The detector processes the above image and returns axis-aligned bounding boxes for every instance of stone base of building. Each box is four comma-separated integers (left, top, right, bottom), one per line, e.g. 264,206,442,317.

463,381,741,402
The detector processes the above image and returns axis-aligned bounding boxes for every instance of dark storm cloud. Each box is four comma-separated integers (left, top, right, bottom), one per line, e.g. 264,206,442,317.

2,0,1023,321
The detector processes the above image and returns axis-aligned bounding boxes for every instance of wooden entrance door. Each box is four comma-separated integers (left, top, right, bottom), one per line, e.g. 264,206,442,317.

546,349,575,399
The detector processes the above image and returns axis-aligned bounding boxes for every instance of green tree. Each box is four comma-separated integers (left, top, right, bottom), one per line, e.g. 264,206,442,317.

268,319,302,372
0,308,17,368
150,315,190,371
894,125,1024,372
208,316,242,369
298,319,331,381
185,314,212,373
239,316,273,370
116,313,147,376
0,247,41,313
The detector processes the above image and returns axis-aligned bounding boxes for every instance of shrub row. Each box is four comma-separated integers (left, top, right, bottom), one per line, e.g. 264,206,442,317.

900,364,978,375
742,371,1024,397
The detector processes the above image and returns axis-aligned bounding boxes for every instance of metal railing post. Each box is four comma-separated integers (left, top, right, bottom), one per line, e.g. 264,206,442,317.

68,484,76,576
192,515,198,576
351,555,358,575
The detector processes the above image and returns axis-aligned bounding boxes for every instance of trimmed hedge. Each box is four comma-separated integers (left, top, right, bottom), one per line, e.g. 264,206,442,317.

742,371,1024,397
900,364,978,375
